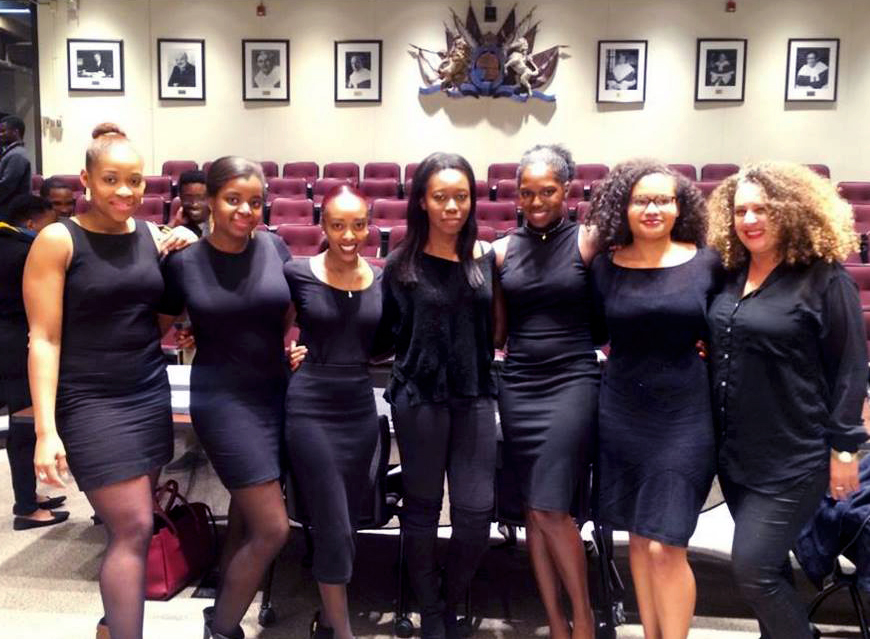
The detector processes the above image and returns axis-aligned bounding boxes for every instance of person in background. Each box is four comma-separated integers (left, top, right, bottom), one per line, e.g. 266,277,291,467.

588,159,718,639
169,169,210,237
0,115,32,220
40,177,76,218
492,144,599,639
168,51,196,87
0,194,68,531
707,162,867,639
379,152,497,639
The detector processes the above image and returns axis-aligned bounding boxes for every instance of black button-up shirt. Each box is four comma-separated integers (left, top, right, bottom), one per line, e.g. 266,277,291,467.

709,259,868,492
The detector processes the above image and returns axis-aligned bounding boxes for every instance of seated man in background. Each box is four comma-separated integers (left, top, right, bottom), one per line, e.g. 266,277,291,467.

0,194,68,530
40,176,76,217
169,169,210,237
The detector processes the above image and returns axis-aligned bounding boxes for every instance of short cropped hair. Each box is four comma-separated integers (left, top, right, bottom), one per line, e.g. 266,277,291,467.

0,115,25,137
40,176,72,197
7,194,52,226
178,170,207,191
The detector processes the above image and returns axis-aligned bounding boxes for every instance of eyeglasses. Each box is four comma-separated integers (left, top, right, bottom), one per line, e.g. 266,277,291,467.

629,195,677,209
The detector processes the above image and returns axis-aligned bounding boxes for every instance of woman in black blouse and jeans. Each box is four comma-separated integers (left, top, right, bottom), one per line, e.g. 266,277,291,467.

380,152,496,639
707,162,867,639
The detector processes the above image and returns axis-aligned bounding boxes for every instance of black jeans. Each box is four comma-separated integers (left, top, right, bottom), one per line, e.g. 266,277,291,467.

720,469,828,639
7,417,38,516
392,390,497,612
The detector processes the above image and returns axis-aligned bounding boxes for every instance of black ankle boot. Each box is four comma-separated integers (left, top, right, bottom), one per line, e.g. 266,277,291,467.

310,610,334,638
404,533,446,639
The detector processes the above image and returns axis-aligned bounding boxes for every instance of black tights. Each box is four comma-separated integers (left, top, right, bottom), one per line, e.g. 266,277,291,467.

7,418,38,515
212,480,289,635
85,472,159,639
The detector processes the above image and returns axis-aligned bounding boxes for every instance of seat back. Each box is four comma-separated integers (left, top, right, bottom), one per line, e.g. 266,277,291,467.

259,161,279,179
201,161,212,177
269,198,314,226
387,225,408,253
838,182,870,204
575,201,592,223
700,163,739,180
668,164,697,181
495,179,518,202
313,177,355,204
360,178,399,201
853,204,870,225
161,161,198,184
574,164,609,183
693,180,721,199
135,196,166,224
282,161,319,182
371,199,408,228
266,177,308,202
404,163,419,183
805,164,831,178
323,162,360,186
364,162,401,180
145,176,173,202
275,223,323,256
487,163,519,188
477,225,497,243
477,201,518,230
846,265,870,307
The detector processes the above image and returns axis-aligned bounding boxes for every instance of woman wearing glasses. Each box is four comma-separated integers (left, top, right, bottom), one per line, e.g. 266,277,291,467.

588,160,719,639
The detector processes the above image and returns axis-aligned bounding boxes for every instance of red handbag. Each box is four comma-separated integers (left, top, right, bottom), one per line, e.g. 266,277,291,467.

146,479,218,600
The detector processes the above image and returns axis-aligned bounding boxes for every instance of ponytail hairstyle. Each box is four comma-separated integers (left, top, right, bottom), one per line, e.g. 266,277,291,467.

396,152,483,288
517,143,575,185
85,122,138,172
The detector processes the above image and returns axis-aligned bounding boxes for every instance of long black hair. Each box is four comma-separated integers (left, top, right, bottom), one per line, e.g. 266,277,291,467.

395,152,483,288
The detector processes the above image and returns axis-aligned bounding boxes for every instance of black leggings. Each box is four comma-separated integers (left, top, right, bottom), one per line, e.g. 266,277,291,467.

720,469,828,639
392,390,497,609
7,418,38,516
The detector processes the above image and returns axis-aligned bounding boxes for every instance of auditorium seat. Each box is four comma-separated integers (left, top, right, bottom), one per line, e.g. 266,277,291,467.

853,204,870,225
693,180,721,199
404,163,419,183
575,201,592,223
487,163,519,189
275,223,324,256
364,162,401,181
54,174,85,195
201,161,212,177
477,225,497,243
845,265,870,308
495,179,518,202
387,225,407,253
700,164,739,180
74,194,89,213
574,164,609,184
838,182,870,204
269,198,314,226
313,177,355,205
144,176,172,203
589,179,604,199
360,178,400,202
323,162,360,186
361,224,382,256
259,161,279,179
806,164,831,178
566,180,586,212
371,199,407,229
477,201,519,231
475,180,490,200
282,161,319,183
31,174,43,194
161,160,198,184
668,164,697,181
136,196,167,224
266,177,308,203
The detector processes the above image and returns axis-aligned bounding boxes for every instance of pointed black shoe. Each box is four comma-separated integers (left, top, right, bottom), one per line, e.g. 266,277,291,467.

13,510,70,531
37,495,67,510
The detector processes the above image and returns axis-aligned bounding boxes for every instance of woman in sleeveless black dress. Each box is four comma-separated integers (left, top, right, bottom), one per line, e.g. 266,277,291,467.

24,124,194,639
588,160,718,639
161,157,294,639
380,153,497,639
492,145,600,639
284,185,382,639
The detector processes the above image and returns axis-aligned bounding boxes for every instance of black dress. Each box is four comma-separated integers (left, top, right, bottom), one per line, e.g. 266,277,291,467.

284,258,382,585
591,248,720,546
161,232,291,489
498,221,601,513
56,217,173,492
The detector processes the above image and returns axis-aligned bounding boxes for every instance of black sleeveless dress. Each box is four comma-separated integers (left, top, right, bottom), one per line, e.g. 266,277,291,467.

56,217,173,491
161,232,292,489
590,248,720,546
283,258,382,584
498,221,601,513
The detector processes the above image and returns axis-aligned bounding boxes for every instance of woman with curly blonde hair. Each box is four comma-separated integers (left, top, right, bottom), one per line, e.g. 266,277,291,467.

588,159,720,639
707,162,867,639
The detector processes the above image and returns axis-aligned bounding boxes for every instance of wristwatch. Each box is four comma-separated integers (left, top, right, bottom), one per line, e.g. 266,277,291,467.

832,449,855,463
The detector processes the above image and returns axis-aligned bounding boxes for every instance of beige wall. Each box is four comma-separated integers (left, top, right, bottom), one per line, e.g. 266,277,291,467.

36,0,870,181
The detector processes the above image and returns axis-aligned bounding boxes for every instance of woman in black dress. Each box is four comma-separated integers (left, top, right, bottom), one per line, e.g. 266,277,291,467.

24,123,192,639
492,144,599,639
284,185,382,639
588,160,717,639
706,163,866,639
161,156,295,639
380,152,497,639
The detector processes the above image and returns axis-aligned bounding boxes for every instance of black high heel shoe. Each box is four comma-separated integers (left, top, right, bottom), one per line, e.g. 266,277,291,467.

310,610,334,638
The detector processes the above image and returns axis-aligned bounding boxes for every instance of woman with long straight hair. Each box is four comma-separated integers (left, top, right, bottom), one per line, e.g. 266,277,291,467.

161,155,297,639
24,123,192,639
379,152,497,639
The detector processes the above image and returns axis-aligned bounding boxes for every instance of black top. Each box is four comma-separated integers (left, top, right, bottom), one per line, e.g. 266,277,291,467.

0,223,32,323
58,217,165,387
284,258,383,366
161,232,292,389
0,143,32,218
709,259,868,490
380,249,496,405
500,221,601,365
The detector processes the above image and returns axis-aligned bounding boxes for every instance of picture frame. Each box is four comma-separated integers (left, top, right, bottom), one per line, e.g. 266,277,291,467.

242,39,289,102
785,38,839,102
695,39,747,102
67,39,124,92
158,38,206,101
597,40,647,104
335,40,382,103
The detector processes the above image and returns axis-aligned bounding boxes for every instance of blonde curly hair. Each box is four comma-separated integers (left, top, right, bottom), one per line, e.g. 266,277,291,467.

707,161,857,269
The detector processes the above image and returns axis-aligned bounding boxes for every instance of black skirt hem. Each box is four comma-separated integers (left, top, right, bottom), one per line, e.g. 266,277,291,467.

74,457,170,493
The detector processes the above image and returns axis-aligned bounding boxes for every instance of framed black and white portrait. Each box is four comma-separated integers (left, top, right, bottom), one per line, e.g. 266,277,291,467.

597,40,647,103
335,40,382,103
785,38,839,102
695,39,746,102
242,39,289,101
158,38,205,100
67,39,124,92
